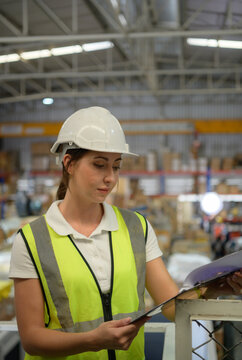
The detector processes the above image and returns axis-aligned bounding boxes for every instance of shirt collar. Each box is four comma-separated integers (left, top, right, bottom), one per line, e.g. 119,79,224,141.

45,200,118,238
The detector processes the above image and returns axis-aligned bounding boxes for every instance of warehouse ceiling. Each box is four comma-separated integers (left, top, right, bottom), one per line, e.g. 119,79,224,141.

0,0,242,107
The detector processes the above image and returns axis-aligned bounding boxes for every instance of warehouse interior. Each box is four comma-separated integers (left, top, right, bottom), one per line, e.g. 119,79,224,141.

0,0,242,359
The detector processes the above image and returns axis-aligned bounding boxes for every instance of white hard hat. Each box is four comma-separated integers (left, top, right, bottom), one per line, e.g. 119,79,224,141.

51,106,137,163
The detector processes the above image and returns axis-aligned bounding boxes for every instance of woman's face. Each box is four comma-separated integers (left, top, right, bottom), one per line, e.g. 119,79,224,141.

64,151,122,204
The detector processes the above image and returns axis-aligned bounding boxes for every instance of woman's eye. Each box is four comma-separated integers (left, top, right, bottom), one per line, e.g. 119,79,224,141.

113,166,121,171
94,163,121,170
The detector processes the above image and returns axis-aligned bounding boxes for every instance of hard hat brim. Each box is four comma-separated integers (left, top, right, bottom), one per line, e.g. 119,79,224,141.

50,141,138,158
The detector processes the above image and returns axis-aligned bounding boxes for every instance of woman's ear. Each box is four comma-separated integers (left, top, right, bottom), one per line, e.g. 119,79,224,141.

63,154,73,174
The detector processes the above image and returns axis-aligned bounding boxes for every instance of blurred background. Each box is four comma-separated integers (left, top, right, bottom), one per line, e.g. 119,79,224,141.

0,1,242,359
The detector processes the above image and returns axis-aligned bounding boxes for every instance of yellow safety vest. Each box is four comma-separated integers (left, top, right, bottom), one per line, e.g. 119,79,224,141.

20,206,148,360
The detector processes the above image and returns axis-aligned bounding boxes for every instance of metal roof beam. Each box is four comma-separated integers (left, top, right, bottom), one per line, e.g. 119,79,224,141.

214,72,234,88
52,56,71,71
54,78,72,91
223,0,233,28
89,0,122,32
33,0,72,34
0,81,20,96
182,0,210,29
0,12,22,36
1,67,242,81
75,0,128,91
22,0,29,35
72,0,78,33
2,28,242,43
144,0,158,26
27,79,46,92
81,77,98,90
1,86,242,104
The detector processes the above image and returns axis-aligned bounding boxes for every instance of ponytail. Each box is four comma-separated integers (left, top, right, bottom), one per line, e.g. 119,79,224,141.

56,148,88,200
56,164,68,200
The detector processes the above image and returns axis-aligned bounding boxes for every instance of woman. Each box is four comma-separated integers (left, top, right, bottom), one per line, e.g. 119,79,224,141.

9,106,179,360
10,106,242,359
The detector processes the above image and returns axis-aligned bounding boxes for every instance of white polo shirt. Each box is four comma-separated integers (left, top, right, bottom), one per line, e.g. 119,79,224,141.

9,201,162,293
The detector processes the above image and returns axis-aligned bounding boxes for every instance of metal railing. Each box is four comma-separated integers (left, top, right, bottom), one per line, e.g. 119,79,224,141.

175,298,242,360
145,322,175,360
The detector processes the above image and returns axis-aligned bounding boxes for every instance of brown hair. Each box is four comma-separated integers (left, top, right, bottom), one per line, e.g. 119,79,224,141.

56,148,88,200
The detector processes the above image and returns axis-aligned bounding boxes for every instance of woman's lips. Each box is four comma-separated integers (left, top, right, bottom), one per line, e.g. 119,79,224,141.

98,188,109,193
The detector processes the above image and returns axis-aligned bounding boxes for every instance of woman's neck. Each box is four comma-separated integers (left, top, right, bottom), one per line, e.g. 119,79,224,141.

58,197,104,237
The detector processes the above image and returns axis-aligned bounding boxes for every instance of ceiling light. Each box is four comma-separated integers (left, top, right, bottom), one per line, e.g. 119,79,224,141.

0,53,20,63
82,41,114,52
42,97,54,105
21,49,51,60
218,39,242,49
187,38,218,47
51,45,82,56
0,41,114,64
118,13,128,27
110,0,119,9
187,37,242,49
200,192,223,215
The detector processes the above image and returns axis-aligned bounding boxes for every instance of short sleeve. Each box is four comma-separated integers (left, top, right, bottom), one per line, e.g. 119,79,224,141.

145,220,163,262
9,232,38,279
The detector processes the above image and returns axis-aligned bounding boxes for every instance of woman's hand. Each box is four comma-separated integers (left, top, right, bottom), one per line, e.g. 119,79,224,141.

92,317,149,351
203,269,242,299
226,270,242,295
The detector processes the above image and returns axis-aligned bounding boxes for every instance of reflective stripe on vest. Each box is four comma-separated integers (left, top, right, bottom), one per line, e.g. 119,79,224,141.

117,208,146,313
21,206,147,360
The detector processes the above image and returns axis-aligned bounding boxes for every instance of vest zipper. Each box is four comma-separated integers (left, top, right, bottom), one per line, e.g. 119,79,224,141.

68,234,116,360
101,293,115,360
102,232,116,360
102,293,112,322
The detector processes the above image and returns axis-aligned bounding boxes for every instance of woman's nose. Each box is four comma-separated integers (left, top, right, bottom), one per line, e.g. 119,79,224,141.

104,168,116,183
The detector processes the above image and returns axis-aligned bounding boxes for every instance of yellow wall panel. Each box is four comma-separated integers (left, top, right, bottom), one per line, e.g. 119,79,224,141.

1,119,242,137
195,120,242,133
0,123,62,137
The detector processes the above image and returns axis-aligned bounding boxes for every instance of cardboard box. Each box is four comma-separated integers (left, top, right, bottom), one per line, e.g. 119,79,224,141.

161,151,172,171
146,151,158,172
121,157,136,171
162,152,181,171
171,157,181,172
135,156,146,171
228,185,240,194
210,157,221,171
0,151,19,172
0,152,9,172
198,182,207,194
222,157,234,171
171,239,211,257
188,158,197,172
198,157,208,172
216,182,229,194
49,156,60,171
156,230,171,253
31,142,52,155
31,155,49,171
234,153,242,168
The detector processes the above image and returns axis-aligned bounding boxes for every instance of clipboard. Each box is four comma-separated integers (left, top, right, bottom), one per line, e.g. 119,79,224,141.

131,250,242,323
